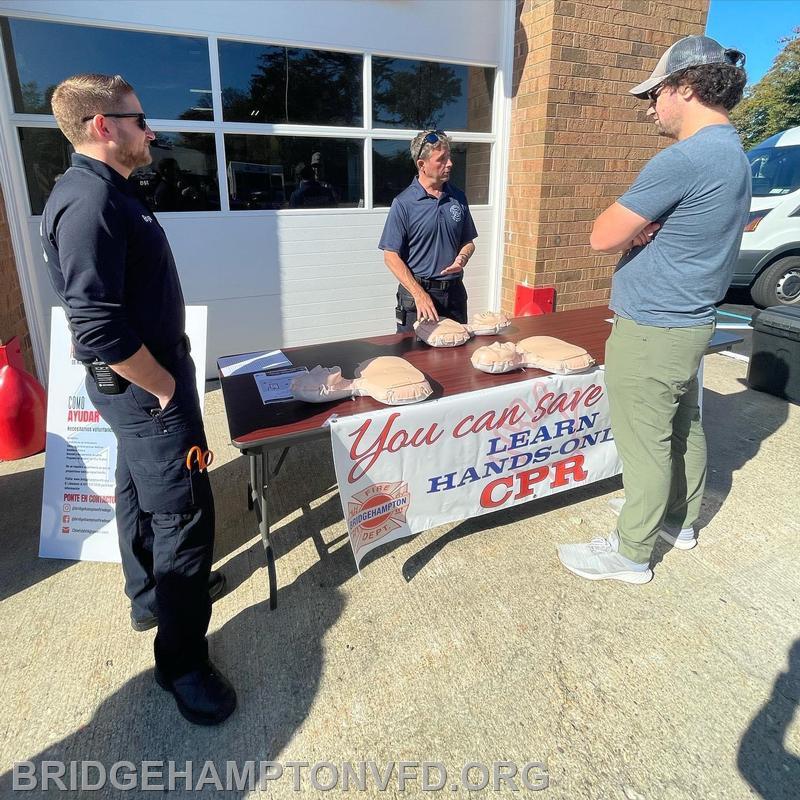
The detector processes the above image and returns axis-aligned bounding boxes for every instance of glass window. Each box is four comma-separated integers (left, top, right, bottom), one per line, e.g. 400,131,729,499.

372,140,414,208
373,140,490,207
225,135,363,210
132,132,220,212
219,41,362,126
18,128,72,216
373,57,494,132
19,128,219,215
1,17,212,120
451,142,491,205
748,146,800,197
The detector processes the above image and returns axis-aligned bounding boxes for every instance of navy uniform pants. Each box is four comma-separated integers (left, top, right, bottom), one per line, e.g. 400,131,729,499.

85,351,214,679
395,277,468,333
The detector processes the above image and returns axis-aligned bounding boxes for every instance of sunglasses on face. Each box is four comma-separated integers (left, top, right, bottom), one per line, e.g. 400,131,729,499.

82,112,148,131
646,86,664,104
415,130,447,162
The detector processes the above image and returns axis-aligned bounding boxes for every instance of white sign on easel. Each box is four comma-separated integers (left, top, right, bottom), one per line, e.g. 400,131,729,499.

39,306,208,562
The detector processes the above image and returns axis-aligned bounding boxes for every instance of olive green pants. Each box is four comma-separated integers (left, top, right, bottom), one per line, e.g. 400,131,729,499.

605,315,714,564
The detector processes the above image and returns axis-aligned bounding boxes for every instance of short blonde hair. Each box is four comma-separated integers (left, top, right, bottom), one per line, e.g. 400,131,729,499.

410,130,452,165
51,74,135,146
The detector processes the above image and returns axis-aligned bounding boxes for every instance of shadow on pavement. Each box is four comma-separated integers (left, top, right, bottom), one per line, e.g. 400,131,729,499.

0,531,351,798
738,638,800,800
0,462,76,603
698,367,789,533
402,475,622,582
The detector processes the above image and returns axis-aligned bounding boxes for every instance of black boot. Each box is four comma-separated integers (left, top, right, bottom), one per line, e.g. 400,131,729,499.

155,659,237,725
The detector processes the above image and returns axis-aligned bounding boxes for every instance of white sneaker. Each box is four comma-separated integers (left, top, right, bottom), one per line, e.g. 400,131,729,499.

608,498,697,550
557,532,653,584
658,527,697,550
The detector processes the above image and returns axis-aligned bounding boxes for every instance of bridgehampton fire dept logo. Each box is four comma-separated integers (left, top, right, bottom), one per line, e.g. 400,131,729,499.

347,481,411,552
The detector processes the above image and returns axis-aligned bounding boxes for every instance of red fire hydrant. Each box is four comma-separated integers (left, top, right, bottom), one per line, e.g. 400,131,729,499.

0,337,46,460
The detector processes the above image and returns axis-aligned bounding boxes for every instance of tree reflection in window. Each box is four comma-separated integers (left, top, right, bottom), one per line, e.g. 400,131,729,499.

219,41,362,126
373,140,490,207
0,17,212,120
373,58,494,133
18,128,72,216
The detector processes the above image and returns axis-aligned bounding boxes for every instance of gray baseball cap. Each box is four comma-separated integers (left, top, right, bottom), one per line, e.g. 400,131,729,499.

630,35,745,98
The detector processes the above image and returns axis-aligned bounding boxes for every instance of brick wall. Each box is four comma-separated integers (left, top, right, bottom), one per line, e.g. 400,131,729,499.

502,0,709,313
0,184,34,374
465,66,493,204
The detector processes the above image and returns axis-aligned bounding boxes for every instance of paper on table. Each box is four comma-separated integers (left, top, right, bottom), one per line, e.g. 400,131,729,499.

253,367,309,404
218,349,291,377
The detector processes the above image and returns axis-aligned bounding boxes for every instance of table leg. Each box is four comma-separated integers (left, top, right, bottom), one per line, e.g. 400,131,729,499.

245,447,291,610
260,450,278,610
247,453,256,511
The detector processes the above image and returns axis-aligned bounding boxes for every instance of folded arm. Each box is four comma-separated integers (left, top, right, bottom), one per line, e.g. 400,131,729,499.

590,202,660,254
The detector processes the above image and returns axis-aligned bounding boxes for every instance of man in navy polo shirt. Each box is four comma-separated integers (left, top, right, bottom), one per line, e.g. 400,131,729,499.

42,73,235,725
379,130,478,331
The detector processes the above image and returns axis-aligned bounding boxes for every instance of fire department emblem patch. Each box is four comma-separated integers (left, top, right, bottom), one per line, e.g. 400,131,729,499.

347,482,411,554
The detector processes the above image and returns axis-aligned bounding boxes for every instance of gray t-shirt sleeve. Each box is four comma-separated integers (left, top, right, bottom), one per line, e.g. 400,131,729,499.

617,147,695,222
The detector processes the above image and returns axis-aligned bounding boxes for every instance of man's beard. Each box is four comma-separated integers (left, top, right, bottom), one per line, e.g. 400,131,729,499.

654,119,674,139
118,142,152,171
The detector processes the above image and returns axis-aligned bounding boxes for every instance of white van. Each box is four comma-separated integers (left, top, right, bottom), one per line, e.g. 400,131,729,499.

732,126,800,306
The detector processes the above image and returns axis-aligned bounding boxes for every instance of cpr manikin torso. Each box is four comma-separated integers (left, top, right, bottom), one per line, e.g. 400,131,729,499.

291,356,432,405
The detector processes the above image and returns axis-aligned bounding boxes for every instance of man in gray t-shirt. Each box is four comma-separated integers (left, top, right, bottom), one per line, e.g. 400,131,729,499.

558,36,750,585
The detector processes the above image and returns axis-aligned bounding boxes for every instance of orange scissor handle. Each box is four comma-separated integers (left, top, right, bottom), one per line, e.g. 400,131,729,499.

185,445,214,472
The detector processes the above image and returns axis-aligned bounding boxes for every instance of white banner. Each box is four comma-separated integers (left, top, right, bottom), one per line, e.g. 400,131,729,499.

330,368,621,568
39,307,208,562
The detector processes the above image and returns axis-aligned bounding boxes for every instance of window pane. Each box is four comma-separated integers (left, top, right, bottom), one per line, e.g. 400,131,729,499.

225,135,363,210
372,140,414,208
19,128,219,215
219,40,362,126
373,140,490,207
373,58,494,132
451,142,491,205
18,128,72,215
1,17,212,120
747,146,800,197
132,133,220,212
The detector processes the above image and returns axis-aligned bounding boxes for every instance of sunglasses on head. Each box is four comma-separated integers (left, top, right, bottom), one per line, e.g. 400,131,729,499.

415,130,447,162
82,112,148,131
646,85,665,104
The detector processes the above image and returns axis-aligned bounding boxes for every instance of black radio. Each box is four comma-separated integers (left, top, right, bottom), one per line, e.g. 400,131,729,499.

85,360,130,395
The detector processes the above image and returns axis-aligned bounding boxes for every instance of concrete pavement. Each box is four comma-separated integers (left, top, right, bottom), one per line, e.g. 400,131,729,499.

0,352,798,799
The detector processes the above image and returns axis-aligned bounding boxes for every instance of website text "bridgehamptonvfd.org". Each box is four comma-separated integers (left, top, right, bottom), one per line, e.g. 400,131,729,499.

13,760,550,792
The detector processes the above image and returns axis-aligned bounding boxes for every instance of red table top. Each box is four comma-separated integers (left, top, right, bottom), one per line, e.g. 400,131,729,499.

220,306,618,449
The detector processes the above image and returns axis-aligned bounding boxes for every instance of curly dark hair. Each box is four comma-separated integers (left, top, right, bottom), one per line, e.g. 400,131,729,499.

661,62,747,111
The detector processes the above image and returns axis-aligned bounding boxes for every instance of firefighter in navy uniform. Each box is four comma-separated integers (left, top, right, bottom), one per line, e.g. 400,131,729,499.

41,74,235,726
379,129,477,332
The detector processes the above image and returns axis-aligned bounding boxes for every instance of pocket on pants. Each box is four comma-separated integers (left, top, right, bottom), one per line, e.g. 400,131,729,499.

397,288,416,311
124,431,198,514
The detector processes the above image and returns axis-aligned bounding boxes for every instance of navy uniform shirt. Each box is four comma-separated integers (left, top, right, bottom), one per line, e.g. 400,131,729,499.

41,153,185,364
378,177,478,281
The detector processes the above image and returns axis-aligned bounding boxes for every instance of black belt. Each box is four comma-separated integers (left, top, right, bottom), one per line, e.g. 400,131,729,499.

413,275,461,292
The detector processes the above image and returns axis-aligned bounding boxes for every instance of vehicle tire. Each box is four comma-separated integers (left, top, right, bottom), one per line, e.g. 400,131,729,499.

750,256,800,307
